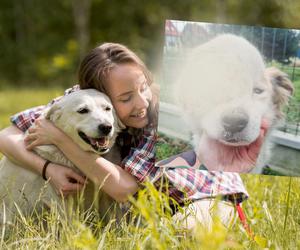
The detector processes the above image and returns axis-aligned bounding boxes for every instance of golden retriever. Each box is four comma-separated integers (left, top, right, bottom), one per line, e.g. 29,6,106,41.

0,89,122,222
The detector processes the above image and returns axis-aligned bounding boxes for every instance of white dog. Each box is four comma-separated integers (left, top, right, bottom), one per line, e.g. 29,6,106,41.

175,34,294,173
0,89,122,222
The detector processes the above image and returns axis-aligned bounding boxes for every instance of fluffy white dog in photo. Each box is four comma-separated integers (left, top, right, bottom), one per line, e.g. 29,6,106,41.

175,34,294,173
0,89,122,222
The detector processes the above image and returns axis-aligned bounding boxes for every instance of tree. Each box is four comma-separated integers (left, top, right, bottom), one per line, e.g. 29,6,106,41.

72,0,91,62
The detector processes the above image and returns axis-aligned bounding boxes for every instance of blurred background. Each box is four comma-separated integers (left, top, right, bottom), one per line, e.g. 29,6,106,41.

1,0,300,89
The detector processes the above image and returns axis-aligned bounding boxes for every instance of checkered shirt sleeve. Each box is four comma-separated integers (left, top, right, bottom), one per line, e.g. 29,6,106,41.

122,127,161,183
10,85,80,131
11,105,47,132
163,168,248,204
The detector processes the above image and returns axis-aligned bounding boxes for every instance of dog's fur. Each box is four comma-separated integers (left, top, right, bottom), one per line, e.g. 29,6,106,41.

175,34,294,173
0,89,123,222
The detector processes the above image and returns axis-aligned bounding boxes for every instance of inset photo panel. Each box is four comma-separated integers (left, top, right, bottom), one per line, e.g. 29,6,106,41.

158,20,300,176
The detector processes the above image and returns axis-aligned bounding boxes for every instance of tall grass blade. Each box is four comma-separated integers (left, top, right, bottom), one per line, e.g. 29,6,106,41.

0,201,6,248
283,177,292,232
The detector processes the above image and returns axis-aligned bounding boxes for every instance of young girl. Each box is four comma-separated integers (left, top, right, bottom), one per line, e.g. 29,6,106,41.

0,42,256,229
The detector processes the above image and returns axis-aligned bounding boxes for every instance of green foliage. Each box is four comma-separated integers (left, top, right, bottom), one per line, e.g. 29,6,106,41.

156,133,192,161
0,0,75,86
1,1,300,87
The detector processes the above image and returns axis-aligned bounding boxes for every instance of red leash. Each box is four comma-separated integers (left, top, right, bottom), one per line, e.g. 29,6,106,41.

235,203,254,239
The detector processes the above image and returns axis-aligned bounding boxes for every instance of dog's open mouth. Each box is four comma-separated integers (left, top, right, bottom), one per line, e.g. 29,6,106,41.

218,136,259,150
221,137,250,146
78,131,110,153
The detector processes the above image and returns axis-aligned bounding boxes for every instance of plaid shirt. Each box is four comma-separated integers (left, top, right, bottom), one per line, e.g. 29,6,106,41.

11,86,248,205
122,129,247,204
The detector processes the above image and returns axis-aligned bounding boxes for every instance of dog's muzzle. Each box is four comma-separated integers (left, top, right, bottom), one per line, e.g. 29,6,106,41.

78,131,110,153
221,110,249,144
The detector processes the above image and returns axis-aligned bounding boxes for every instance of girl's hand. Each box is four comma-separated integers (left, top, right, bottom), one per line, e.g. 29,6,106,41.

45,162,87,196
24,117,64,150
221,118,270,172
197,119,270,173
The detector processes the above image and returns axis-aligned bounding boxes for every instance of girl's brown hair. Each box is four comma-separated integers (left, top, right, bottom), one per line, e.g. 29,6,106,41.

77,42,159,129
78,43,153,92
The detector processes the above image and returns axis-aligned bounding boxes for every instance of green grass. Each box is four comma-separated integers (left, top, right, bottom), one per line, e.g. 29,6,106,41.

156,133,192,161
1,88,300,249
0,87,64,129
1,174,300,249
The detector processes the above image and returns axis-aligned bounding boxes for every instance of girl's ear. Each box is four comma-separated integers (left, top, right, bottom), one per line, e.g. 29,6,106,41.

265,67,294,119
45,103,62,122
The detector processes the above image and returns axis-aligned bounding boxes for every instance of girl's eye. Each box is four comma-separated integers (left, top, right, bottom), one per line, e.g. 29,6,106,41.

77,108,89,114
120,96,131,103
253,88,264,94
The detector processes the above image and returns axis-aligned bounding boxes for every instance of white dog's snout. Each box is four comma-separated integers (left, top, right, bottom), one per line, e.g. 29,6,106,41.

222,109,249,134
98,123,113,136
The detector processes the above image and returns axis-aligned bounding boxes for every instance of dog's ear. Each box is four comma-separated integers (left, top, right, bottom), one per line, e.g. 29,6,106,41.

45,102,63,122
265,67,294,119
112,109,126,130
117,118,126,130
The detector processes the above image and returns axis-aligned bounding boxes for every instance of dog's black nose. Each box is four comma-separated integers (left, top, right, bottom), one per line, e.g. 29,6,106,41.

222,111,249,134
98,124,112,135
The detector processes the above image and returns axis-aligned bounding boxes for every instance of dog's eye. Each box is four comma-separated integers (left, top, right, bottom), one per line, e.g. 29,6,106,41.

77,108,89,114
105,106,111,112
253,88,264,94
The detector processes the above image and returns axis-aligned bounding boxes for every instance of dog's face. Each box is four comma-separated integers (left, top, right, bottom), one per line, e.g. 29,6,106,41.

176,34,293,171
46,89,122,154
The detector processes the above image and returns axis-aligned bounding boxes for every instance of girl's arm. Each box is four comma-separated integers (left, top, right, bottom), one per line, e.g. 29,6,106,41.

25,119,139,202
0,125,87,196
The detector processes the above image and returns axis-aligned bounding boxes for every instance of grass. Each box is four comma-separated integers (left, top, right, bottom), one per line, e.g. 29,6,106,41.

0,88,300,249
0,87,64,129
1,174,300,249
156,133,192,161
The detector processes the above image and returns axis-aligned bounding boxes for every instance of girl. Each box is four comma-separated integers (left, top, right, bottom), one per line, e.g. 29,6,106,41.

0,42,255,229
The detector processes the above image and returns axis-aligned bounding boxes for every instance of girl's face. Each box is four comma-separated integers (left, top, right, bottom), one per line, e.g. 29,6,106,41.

105,63,152,128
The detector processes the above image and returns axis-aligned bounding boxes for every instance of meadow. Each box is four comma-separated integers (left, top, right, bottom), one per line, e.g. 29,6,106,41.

0,88,300,249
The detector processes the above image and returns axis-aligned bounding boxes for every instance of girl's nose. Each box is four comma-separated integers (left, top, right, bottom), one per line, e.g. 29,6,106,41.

136,93,149,109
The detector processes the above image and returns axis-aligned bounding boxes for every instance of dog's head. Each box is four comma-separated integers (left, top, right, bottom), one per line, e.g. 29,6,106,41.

175,34,294,171
46,89,123,154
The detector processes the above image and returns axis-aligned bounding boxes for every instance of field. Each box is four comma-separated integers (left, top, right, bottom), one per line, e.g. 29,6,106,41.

0,88,300,249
